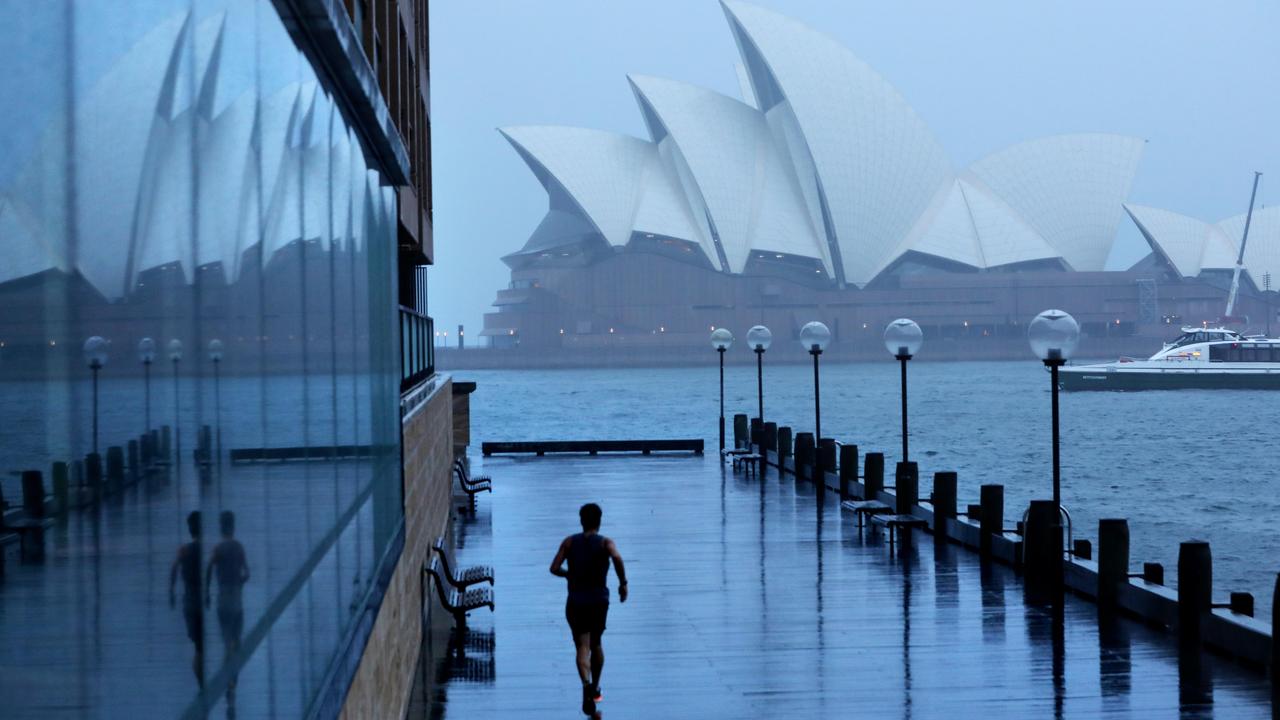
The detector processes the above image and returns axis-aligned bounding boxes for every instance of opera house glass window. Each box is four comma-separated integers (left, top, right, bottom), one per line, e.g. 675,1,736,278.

0,0,401,715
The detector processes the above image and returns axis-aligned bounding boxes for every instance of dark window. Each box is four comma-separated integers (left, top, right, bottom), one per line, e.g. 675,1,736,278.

1242,347,1258,362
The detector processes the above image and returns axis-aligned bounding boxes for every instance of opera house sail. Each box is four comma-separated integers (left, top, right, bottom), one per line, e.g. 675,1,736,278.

478,1,1276,362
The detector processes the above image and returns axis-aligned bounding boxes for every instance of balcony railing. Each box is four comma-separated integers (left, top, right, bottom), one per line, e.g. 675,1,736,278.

400,306,435,393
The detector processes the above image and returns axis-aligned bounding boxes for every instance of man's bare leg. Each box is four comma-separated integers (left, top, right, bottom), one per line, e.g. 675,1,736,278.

575,632,595,714
590,642,604,694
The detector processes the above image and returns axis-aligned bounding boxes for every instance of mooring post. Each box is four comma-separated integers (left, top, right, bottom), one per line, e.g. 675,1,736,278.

52,462,69,517
895,461,918,514
794,433,815,482
864,453,885,498
1178,540,1212,646
750,417,763,450
1097,520,1130,607
1024,500,1063,589
106,446,125,493
979,484,1003,556
733,414,748,450
763,422,778,455
1271,573,1280,694
160,425,172,462
817,438,836,490
85,453,103,503
777,427,792,464
932,471,957,535
839,444,859,500
21,471,46,519
127,440,140,484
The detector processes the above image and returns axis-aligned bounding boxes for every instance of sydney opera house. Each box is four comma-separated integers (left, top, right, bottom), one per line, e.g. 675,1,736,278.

478,0,1277,361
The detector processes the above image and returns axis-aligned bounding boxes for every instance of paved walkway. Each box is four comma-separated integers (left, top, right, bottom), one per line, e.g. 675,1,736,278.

429,453,1272,719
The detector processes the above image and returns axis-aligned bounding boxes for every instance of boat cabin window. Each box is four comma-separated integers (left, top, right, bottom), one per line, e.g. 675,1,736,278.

1209,343,1280,362
1172,330,1240,349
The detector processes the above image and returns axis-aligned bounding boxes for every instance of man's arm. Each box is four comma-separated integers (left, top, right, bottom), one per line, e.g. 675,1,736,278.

605,539,628,603
549,537,571,578
204,550,215,608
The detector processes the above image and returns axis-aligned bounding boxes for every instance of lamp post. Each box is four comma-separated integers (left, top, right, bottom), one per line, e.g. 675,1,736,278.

138,338,155,433
83,337,109,455
883,319,923,463
209,339,224,463
1027,310,1080,511
746,326,771,425
800,322,831,478
710,328,734,453
168,339,183,460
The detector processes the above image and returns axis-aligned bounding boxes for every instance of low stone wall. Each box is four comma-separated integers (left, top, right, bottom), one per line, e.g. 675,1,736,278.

341,375,455,718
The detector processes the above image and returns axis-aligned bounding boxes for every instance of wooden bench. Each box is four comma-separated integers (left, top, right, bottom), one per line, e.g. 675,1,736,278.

426,556,494,628
432,537,494,591
871,513,929,549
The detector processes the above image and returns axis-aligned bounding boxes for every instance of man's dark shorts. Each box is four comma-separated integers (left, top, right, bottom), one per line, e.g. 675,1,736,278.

566,600,609,645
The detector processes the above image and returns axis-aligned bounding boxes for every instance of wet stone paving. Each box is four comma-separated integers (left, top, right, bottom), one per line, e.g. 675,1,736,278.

429,453,1273,719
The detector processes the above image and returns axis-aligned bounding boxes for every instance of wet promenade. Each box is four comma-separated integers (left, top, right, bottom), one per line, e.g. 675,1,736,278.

431,454,1273,719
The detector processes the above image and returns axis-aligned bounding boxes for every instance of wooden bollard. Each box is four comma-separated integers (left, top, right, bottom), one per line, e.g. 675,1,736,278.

749,417,763,449
1271,574,1280,692
85,453,103,502
106,446,126,492
979,484,1003,555
932,471,956,538
777,427,792,461
794,433,815,481
160,425,172,461
895,461,918,514
817,439,836,487
763,422,778,453
21,471,46,519
1178,540,1212,645
51,462,69,517
1023,500,1062,588
864,453,884,498
1098,519,1130,607
127,440,140,484
838,444,859,500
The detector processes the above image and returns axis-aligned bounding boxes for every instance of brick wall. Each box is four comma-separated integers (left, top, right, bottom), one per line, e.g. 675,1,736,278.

341,375,455,719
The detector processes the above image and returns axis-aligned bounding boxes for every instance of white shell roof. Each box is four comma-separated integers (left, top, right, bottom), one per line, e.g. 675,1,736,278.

966,133,1144,271
722,0,952,286
1220,206,1280,286
0,7,390,298
1124,203,1266,281
628,74,830,275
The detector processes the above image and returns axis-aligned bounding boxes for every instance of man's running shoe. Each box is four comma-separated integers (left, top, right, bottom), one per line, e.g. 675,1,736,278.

593,685,603,703
581,684,596,715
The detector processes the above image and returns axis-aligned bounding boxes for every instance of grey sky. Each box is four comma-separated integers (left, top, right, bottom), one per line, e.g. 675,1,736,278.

428,0,1279,343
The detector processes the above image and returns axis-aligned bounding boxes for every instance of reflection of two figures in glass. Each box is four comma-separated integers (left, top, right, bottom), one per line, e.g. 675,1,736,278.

169,510,250,697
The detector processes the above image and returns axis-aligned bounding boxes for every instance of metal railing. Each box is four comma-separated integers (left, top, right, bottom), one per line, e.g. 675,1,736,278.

400,306,435,393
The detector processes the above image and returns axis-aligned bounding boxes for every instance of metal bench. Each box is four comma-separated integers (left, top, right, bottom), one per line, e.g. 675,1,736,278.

841,499,892,528
426,555,494,628
871,513,929,549
732,453,762,476
452,460,492,511
432,536,494,590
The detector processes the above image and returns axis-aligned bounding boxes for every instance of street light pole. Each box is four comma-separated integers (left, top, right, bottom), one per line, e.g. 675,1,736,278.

1047,357,1063,508
718,346,726,452
755,347,764,422
898,354,909,462
91,360,101,455
812,348,821,443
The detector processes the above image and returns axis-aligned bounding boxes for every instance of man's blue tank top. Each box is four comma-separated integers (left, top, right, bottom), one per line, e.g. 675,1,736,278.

567,532,609,604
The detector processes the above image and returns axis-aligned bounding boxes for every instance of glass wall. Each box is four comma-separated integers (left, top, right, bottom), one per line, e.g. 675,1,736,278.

0,0,402,716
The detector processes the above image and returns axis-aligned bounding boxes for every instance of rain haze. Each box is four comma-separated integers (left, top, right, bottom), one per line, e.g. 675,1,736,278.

430,0,1280,339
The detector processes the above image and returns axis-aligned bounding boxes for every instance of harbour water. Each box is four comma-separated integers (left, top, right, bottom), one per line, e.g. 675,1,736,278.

7,359,1279,617
458,359,1280,616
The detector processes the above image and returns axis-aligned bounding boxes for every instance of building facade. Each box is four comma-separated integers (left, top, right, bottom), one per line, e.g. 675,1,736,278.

0,0,455,717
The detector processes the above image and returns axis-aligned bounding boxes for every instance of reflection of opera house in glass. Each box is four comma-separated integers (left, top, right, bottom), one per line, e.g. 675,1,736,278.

0,2,456,718
481,1,1280,359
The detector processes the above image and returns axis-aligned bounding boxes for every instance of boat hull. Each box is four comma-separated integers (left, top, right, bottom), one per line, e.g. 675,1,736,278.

1060,367,1280,391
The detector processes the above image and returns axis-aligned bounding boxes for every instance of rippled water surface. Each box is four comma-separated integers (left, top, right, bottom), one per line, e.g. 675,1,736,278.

459,360,1280,615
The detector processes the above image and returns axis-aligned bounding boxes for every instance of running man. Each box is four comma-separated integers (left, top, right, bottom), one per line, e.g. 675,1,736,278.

206,510,250,700
550,503,627,716
169,511,204,688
